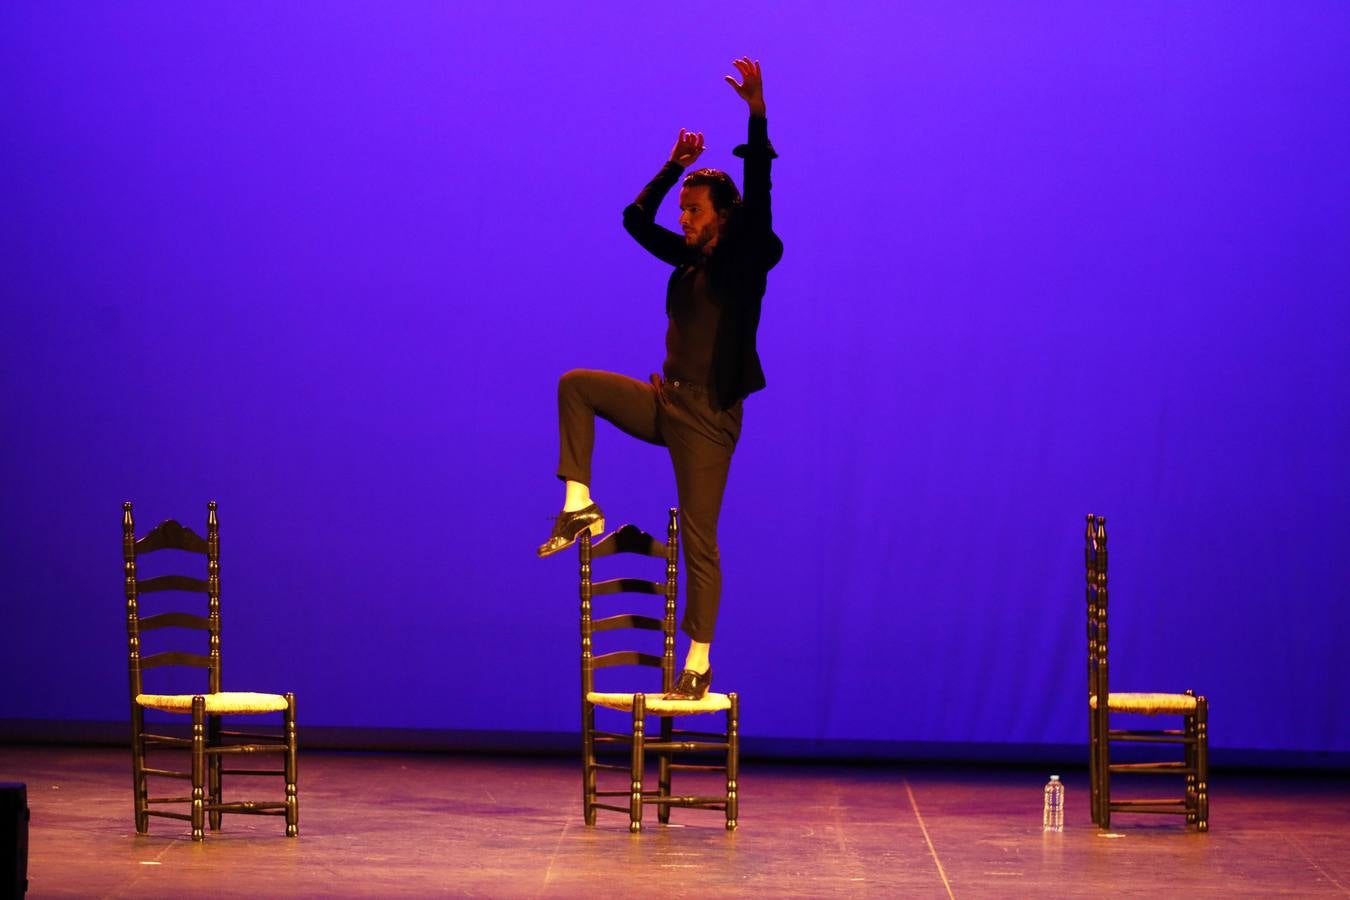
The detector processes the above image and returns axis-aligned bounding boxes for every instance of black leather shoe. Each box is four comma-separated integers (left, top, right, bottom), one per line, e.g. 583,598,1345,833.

663,667,712,701
537,502,605,558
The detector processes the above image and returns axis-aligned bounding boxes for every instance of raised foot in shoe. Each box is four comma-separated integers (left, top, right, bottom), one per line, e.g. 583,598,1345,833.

536,502,606,558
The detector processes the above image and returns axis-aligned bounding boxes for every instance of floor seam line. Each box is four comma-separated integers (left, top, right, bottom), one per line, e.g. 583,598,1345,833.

904,777,955,900
1281,830,1350,896
540,818,571,891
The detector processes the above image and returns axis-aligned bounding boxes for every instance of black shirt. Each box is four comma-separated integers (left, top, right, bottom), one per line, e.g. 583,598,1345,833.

664,259,720,385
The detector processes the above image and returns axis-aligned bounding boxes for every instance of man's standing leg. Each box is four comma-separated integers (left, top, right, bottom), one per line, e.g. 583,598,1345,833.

662,389,741,694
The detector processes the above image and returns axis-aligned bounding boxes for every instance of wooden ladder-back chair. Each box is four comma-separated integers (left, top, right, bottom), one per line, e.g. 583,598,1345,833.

1086,513,1209,830
580,508,739,832
124,501,298,841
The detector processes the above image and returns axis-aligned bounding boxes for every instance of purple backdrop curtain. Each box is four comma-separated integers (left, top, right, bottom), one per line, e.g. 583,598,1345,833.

2,2,1347,753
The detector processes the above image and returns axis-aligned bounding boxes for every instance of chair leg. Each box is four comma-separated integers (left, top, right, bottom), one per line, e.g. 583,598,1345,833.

191,696,206,841
657,716,672,825
726,693,739,831
1195,696,1209,832
1098,711,1111,830
130,705,149,834
630,694,645,834
284,693,299,837
582,702,597,826
1090,712,1101,831
1088,706,1099,827
208,714,222,831
1184,707,1197,825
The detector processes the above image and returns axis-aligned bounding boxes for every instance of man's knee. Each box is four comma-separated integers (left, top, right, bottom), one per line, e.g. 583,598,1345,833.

558,368,599,404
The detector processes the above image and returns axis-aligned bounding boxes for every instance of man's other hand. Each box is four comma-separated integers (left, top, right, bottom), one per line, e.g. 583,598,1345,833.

670,128,706,168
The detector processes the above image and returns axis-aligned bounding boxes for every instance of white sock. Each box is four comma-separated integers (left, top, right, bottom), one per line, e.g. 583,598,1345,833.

563,480,592,513
683,641,711,674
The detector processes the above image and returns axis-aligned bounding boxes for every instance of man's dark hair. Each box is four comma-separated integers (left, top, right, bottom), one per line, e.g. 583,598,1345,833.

682,168,742,215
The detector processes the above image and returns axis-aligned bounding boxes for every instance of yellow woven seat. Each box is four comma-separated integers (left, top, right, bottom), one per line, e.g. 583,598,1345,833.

587,691,732,715
1091,692,1199,715
137,692,291,715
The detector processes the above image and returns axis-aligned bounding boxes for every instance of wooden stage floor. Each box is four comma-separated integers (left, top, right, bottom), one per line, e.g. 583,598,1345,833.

3,745,1347,897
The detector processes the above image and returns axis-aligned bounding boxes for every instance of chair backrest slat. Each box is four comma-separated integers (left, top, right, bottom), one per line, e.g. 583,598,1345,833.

141,651,212,670
135,520,209,555
137,575,210,594
593,614,663,633
593,650,662,670
589,527,664,558
139,612,211,632
590,578,664,596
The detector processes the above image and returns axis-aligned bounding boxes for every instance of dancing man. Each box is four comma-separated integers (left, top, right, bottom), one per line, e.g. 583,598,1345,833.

539,57,782,701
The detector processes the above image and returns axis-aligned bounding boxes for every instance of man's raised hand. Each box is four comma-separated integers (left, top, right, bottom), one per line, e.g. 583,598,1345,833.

724,57,765,116
670,128,706,168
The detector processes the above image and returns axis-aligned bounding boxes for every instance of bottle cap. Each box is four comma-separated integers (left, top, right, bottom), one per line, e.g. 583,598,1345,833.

1050,774,1060,780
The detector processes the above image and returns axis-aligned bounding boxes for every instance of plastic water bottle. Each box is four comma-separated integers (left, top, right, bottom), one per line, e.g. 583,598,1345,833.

1043,775,1065,832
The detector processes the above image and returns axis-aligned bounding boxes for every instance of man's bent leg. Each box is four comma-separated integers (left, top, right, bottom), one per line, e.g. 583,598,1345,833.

542,370,665,559
557,369,663,485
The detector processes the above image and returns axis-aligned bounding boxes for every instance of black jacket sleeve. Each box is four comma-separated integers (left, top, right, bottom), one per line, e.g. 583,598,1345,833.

734,115,784,272
622,161,689,266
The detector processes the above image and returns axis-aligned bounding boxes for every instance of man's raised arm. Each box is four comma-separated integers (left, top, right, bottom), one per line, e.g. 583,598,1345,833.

727,57,783,269
622,129,705,265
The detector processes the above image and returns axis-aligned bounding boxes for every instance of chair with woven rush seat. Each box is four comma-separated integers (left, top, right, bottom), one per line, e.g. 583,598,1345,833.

580,507,739,832
124,501,298,841
1086,513,1208,831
